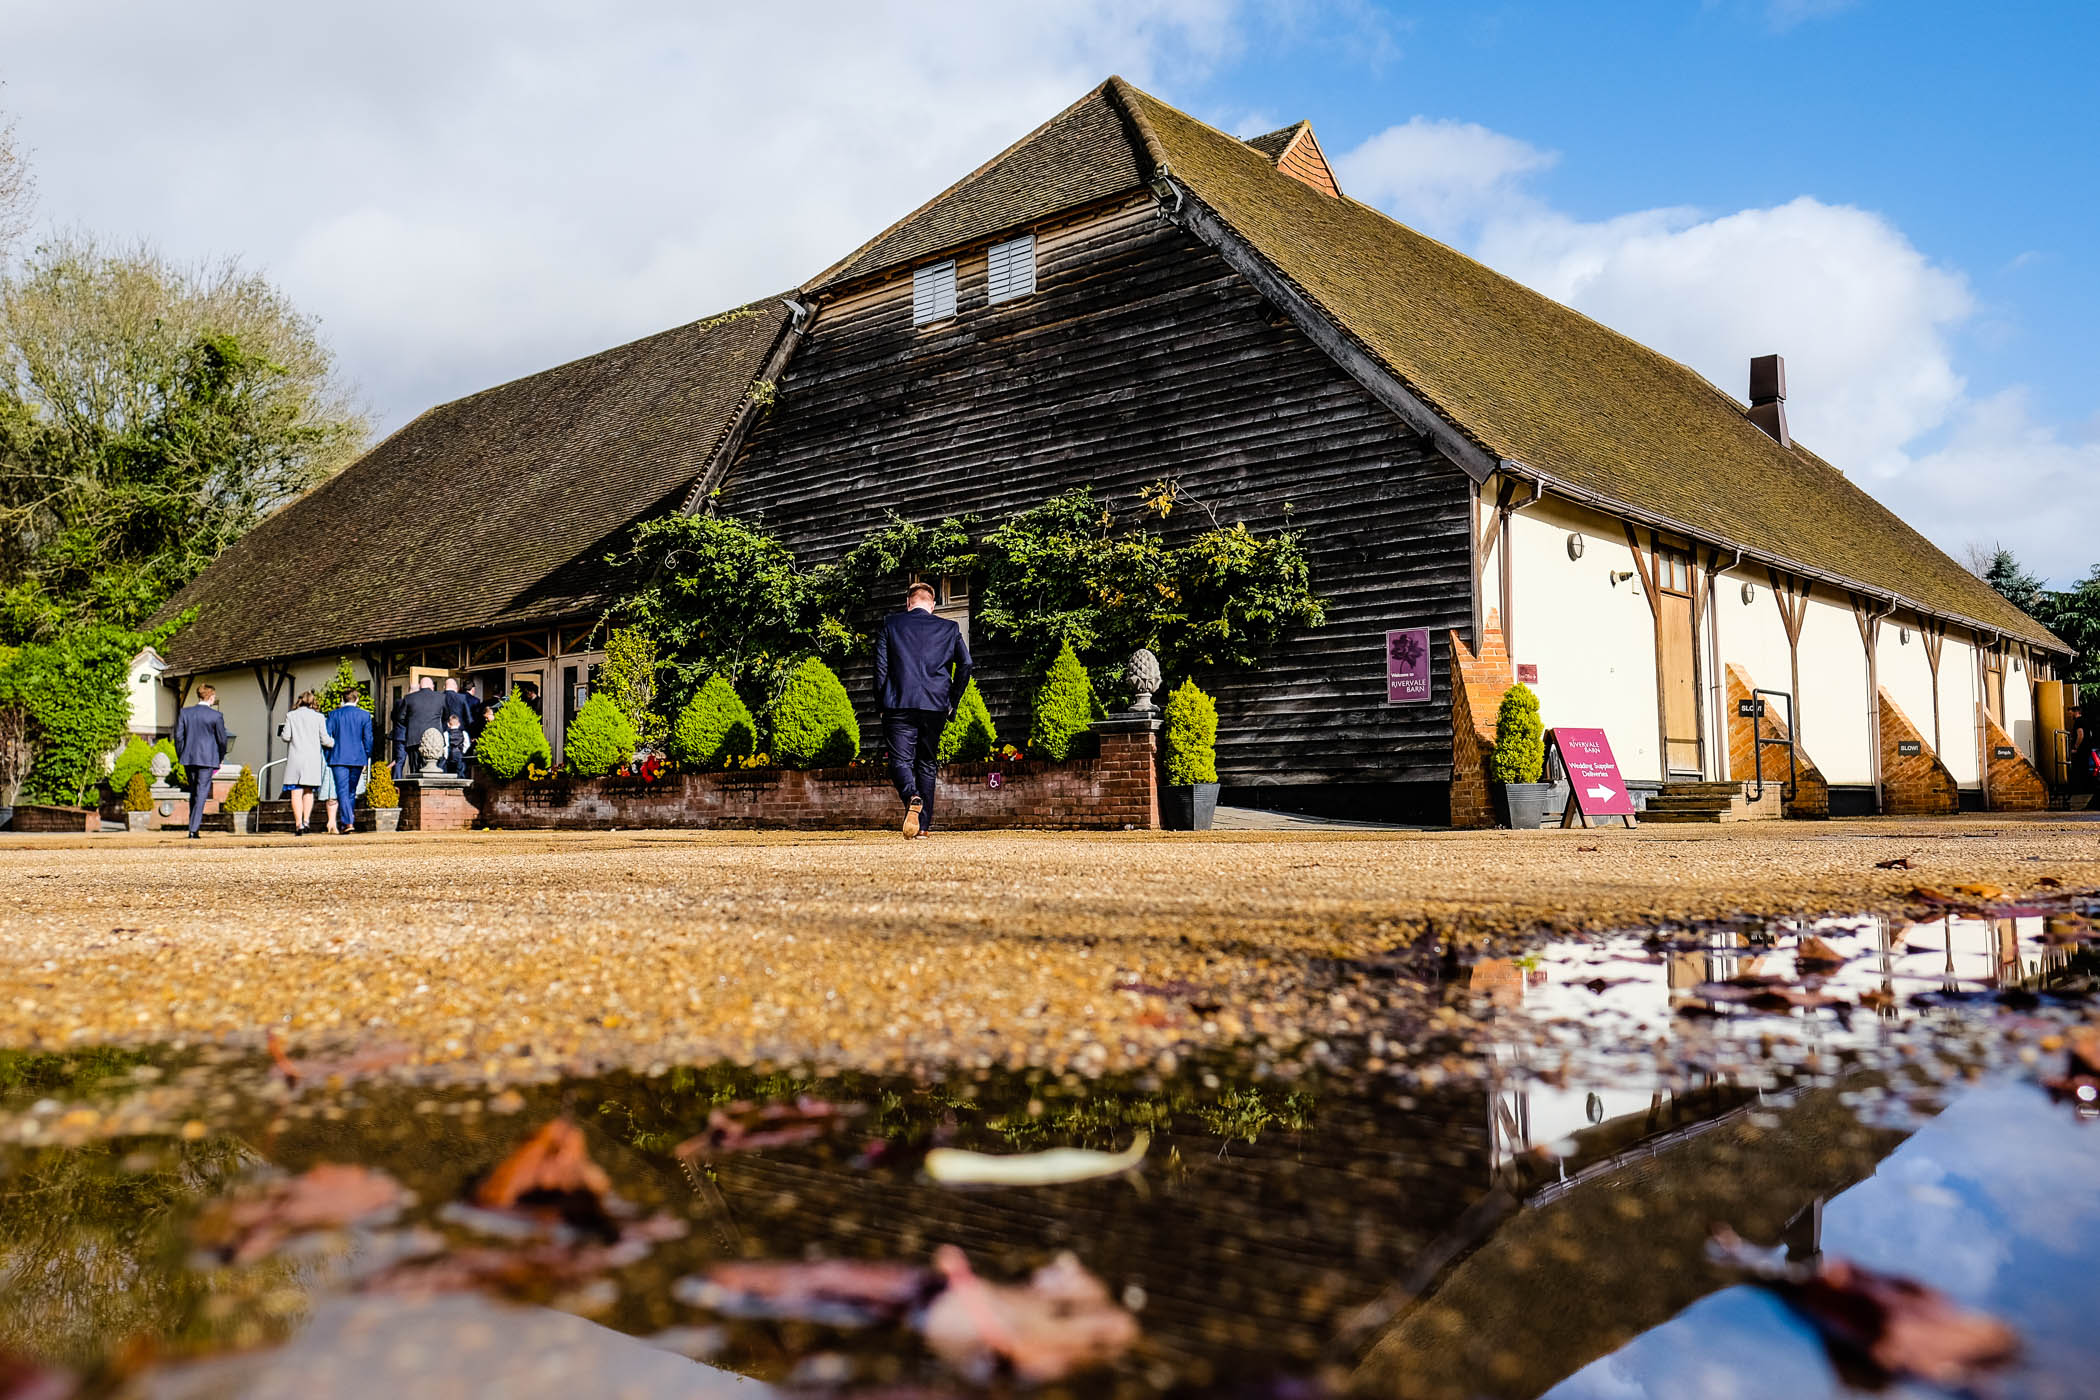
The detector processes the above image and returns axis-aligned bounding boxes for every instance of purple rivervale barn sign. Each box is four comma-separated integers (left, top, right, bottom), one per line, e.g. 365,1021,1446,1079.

1385,627,1432,705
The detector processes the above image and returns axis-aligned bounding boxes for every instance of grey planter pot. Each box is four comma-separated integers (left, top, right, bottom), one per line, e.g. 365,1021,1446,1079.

1161,782,1220,831
126,811,151,833
1492,782,1556,830
226,810,254,835
370,807,401,833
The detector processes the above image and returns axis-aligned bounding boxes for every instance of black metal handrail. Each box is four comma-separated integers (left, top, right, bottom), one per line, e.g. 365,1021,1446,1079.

1745,688,1797,806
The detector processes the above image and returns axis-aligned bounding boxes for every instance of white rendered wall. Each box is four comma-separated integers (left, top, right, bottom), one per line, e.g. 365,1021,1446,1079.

125,649,173,737
1709,565,1796,779
1934,630,1983,787
1877,621,1941,767
1773,589,1874,786
1505,498,1665,783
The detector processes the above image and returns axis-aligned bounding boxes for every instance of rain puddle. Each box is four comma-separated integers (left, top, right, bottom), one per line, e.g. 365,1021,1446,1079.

4,905,2099,1399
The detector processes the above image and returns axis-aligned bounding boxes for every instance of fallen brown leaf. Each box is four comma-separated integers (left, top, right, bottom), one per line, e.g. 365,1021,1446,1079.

676,1259,939,1326
2035,876,2064,888
673,1095,860,1159
265,1028,412,1085
462,1117,630,1243
1873,856,1912,870
1691,976,1849,1013
917,1245,1138,1383
1795,935,1846,970
194,1164,405,1265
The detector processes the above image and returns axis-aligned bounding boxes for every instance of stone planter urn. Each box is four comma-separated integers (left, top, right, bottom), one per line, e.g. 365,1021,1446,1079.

1161,781,1219,831
225,809,254,835
1492,782,1555,830
369,806,402,833
126,811,151,833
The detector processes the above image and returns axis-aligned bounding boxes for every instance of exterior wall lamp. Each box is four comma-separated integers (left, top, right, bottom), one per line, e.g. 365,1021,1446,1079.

1740,581,1756,605
1611,570,1635,587
1566,532,1585,560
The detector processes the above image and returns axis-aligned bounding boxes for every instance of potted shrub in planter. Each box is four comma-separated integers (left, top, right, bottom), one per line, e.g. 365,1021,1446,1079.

1027,641,1096,761
1488,683,1552,829
123,772,154,832
222,766,260,835
1161,679,1220,831
364,762,401,833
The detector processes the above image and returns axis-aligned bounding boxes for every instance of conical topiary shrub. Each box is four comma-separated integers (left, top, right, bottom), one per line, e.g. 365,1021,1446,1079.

938,678,998,763
477,694,553,780
122,771,153,813
224,766,260,813
1488,683,1544,784
1027,640,1095,761
365,761,399,809
564,693,639,778
769,658,859,769
671,676,757,769
1162,679,1219,785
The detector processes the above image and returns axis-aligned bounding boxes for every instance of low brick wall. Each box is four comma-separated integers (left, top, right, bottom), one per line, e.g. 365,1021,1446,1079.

479,728,1161,832
1724,664,1830,818
1983,711,2049,811
9,805,96,833
1879,688,1959,816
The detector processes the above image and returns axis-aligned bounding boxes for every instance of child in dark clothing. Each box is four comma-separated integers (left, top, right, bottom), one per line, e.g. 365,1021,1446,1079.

444,713,471,776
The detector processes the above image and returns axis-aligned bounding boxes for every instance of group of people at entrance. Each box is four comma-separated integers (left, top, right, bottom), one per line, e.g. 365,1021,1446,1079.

168,585,971,840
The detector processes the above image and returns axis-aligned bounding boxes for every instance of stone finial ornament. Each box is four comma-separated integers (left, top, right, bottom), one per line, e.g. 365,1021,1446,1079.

418,727,448,776
1127,648,1162,713
149,751,172,781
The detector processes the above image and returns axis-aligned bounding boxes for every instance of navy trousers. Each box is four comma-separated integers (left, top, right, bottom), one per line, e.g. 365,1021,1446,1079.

884,709,946,830
329,765,363,832
185,771,213,836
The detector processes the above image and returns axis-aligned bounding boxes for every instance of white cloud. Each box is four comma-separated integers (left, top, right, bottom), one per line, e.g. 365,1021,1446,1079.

0,0,1239,431
1338,115,2098,584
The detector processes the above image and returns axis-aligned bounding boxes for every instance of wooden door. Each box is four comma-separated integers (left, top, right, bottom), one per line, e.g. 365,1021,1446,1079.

1656,551,1702,775
1984,653,2006,727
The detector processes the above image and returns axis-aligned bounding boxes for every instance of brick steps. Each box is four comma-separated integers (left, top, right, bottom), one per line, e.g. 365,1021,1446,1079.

1641,780,1785,824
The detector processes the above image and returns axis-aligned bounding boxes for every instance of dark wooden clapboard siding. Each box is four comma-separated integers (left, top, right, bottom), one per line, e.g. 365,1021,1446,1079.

718,193,1474,787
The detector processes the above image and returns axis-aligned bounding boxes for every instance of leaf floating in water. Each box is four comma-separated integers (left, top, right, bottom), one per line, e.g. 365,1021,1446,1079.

193,1163,405,1265
674,1095,860,1159
1690,976,1848,1013
455,1116,671,1246
265,1027,412,1085
918,1245,1139,1383
2041,1026,2100,1106
925,1132,1150,1187
1709,1227,2018,1385
675,1259,940,1327
1794,935,1847,971
1873,856,1912,870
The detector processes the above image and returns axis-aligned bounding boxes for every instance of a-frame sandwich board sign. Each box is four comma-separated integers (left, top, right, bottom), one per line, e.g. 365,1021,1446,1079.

1545,728,1638,829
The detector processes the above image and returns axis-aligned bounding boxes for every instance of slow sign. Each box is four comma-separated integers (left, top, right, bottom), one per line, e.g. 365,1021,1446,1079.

1545,728,1638,825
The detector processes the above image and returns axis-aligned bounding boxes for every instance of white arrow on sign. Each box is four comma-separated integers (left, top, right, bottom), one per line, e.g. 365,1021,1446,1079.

1585,784,1617,802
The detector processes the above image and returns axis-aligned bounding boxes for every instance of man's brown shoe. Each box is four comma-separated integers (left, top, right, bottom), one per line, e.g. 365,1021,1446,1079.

903,797,923,839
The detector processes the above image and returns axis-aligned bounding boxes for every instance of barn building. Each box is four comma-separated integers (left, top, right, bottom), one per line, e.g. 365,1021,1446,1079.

154,78,2071,823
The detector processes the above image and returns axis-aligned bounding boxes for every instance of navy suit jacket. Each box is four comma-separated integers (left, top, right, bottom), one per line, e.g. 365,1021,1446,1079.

173,703,229,774
442,690,475,730
325,704,376,767
874,609,971,714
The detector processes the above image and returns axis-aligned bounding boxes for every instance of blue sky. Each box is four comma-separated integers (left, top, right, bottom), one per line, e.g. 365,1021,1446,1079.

2,1,2093,580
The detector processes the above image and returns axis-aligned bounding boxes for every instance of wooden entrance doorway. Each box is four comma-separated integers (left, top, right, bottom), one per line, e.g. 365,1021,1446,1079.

1655,549,1701,775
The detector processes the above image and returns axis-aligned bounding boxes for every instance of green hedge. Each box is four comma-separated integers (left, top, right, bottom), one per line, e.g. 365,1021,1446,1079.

477,694,552,780
938,679,998,762
1162,678,1218,785
563,693,638,778
769,658,859,769
671,675,756,769
1027,640,1095,761
0,625,145,805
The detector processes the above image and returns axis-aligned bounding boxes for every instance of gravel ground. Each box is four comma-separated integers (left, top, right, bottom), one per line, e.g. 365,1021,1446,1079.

2,815,2095,1078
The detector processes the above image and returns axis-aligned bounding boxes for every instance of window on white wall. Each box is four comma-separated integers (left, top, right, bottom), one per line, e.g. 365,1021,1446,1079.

986,233,1037,304
912,260,957,325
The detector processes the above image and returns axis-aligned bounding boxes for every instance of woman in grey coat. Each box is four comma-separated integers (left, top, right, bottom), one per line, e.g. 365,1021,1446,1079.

277,691,333,835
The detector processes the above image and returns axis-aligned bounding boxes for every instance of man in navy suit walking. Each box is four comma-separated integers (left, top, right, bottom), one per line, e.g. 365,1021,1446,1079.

324,686,376,835
874,581,972,838
172,683,230,839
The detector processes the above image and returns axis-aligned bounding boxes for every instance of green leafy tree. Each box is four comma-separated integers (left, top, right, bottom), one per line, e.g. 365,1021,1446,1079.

222,765,259,813
670,675,756,769
563,693,638,778
2037,565,2100,692
1488,683,1545,784
1028,640,1096,761
0,235,366,642
938,678,998,762
316,657,371,713
596,626,666,749
476,694,552,780
768,658,859,769
1978,547,2048,618
108,734,154,795
1162,678,1218,785
0,621,160,804
609,513,816,699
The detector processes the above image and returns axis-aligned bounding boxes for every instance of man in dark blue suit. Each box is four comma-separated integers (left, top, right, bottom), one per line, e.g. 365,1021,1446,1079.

873,581,972,838
172,684,230,839
324,687,376,835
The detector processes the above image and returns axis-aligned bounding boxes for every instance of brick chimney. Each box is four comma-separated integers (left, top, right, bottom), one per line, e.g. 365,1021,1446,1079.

1747,353,1790,448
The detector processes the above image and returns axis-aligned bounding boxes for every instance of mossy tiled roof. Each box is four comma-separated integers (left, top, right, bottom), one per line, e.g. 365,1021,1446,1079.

157,301,791,674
